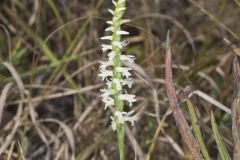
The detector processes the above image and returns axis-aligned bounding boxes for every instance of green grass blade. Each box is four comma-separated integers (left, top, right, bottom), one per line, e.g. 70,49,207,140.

186,99,211,160
46,0,71,43
2,5,58,63
3,5,90,106
210,111,231,160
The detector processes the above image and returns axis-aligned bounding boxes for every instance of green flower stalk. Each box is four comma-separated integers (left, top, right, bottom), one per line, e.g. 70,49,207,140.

99,0,138,159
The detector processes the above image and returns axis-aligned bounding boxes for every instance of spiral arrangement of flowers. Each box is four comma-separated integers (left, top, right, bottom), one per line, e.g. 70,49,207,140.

99,1,137,158
99,0,137,132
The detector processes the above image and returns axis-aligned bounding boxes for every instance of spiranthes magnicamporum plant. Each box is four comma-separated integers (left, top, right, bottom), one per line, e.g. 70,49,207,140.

99,0,138,159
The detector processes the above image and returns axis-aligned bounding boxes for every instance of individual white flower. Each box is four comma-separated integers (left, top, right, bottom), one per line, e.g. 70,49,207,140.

122,78,134,88
116,67,132,78
102,96,114,109
99,60,113,70
114,111,138,126
112,41,128,49
99,70,113,80
108,78,133,89
111,116,117,131
112,78,122,91
108,51,116,62
101,44,112,52
114,111,125,124
119,94,137,107
110,111,138,131
123,111,138,126
120,55,136,63
100,88,114,98
112,41,123,48
106,79,113,89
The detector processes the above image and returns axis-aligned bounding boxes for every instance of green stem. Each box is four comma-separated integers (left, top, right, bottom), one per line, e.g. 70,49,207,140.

117,123,125,160
108,1,127,159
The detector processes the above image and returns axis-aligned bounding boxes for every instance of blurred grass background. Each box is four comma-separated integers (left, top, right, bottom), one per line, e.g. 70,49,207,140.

0,0,240,159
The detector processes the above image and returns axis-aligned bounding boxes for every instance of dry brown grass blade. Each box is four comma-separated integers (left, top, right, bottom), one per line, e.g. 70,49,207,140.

1,62,25,94
54,144,65,160
0,82,13,124
145,109,172,160
161,131,185,157
7,84,103,106
235,0,240,7
232,56,240,160
76,130,113,160
6,141,15,160
152,89,160,122
165,32,203,160
17,141,26,160
28,0,40,26
42,118,75,160
28,99,51,160
0,62,24,155
188,90,231,114
73,98,99,130
126,126,145,160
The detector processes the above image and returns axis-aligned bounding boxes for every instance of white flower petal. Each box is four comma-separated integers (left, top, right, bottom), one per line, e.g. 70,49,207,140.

112,41,128,49
108,9,114,15
116,7,126,12
122,78,134,88
117,31,129,35
116,67,132,78
100,88,114,98
102,96,114,109
120,55,136,63
106,79,113,89
108,51,116,61
101,44,112,52
112,41,122,48
123,114,138,126
99,60,113,70
105,27,114,32
112,0,117,6
119,94,137,106
101,36,113,40
114,111,138,126
111,117,117,131
107,21,113,25
120,19,130,24
118,0,126,4
99,70,113,80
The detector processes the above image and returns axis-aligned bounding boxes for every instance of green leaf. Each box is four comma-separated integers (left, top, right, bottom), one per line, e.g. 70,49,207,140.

186,99,211,160
211,111,231,160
